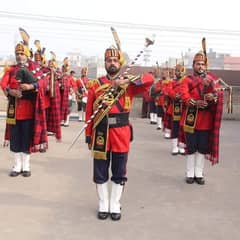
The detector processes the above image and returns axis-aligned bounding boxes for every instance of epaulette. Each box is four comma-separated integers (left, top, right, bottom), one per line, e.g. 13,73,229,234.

162,79,170,84
95,83,111,93
4,65,16,75
3,65,10,73
6,65,16,71
127,74,141,82
86,79,98,88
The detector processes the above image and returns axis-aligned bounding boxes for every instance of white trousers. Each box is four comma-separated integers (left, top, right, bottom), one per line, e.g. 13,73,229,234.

110,182,124,214
96,183,109,212
186,152,205,177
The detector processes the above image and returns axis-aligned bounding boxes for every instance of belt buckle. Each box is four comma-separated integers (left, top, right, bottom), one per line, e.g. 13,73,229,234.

108,117,117,125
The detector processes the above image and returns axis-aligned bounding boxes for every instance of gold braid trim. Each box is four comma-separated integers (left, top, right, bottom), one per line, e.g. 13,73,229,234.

93,85,112,110
162,79,171,84
95,83,111,93
93,87,126,129
93,151,108,160
128,74,141,82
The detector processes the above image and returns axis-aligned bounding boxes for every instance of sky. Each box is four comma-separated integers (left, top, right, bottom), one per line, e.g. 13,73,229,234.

1,0,240,65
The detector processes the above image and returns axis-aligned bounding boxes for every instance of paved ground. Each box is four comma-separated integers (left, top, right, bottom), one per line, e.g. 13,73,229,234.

0,117,240,240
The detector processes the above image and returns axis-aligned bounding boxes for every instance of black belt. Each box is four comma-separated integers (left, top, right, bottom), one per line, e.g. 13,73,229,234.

198,106,210,111
183,105,210,111
108,112,129,128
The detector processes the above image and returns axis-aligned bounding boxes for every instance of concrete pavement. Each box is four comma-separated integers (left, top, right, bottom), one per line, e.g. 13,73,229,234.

0,118,239,240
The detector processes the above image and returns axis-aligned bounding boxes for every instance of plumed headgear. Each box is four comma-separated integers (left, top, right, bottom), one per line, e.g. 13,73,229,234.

33,40,46,64
104,47,124,65
15,43,31,57
15,27,31,57
193,51,207,63
62,57,70,73
81,67,88,76
48,51,58,68
175,63,185,73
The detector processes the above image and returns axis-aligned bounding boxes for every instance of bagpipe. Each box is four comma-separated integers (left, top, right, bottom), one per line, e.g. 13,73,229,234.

15,62,40,99
212,77,233,113
201,38,233,113
68,28,155,151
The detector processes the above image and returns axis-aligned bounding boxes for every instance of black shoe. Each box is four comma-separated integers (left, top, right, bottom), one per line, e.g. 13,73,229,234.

195,177,205,185
22,171,31,177
156,127,161,130
185,177,194,184
97,212,109,220
9,171,21,177
110,213,121,221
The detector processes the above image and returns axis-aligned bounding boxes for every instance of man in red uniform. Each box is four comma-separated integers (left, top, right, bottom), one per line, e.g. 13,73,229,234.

161,69,172,138
148,88,158,124
85,47,154,221
1,42,47,177
179,52,224,185
150,77,164,130
141,87,151,118
37,52,62,141
165,63,185,155
76,67,89,121
59,58,78,127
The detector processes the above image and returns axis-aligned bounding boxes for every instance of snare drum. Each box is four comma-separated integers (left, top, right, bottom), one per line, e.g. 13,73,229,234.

82,96,87,103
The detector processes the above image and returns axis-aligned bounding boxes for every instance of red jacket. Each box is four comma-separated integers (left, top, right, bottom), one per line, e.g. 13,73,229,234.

166,79,183,115
1,62,49,152
76,76,88,89
85,73,154,152
76,76,89,100
153,80,164,106
1,62,40,120
180,74,216,130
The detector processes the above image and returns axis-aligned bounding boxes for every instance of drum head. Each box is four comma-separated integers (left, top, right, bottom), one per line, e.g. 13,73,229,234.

82,96,87,103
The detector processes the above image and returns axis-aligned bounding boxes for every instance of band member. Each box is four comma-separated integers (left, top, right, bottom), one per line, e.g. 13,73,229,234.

59,57,77,127
179,51,224,185
141,88,151,118
165,63,185,155
148,87,158,124
85,47,154,221
76,67,89,121
1,41,48,177
42,53,62,140
161,68,172,138
150,76,164,130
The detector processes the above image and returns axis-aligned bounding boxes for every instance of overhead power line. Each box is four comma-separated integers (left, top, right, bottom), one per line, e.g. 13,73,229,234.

1,10,240,36
1,10,240,65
